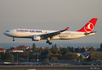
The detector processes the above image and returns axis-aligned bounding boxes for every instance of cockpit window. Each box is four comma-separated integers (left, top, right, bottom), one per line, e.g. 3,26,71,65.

6,30,9,32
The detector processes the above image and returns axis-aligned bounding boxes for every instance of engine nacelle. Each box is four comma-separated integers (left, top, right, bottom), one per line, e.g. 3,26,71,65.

32,35,41,41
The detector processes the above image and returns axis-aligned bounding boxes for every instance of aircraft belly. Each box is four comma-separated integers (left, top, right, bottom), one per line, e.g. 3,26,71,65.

15,33,32,37
51,36,60,40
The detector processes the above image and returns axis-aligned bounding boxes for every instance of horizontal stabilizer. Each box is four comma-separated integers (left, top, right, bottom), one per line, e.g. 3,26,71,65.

84,31,96,35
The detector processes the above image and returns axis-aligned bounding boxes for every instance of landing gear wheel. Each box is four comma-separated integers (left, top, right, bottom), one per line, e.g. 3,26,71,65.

46,37,52,45
49,42,52,45
46,40,50,43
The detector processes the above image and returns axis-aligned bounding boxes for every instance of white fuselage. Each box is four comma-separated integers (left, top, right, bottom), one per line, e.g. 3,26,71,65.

4,29,95,40
3,18,97,45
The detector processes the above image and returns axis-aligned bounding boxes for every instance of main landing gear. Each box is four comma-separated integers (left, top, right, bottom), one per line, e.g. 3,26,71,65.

13,37,15,41
46,40,52,45
46,37,52,45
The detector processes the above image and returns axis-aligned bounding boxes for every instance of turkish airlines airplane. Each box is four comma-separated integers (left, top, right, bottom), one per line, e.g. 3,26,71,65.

4,18,98,45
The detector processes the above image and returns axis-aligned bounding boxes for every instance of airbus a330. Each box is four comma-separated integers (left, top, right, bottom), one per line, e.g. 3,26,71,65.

4,18,98,45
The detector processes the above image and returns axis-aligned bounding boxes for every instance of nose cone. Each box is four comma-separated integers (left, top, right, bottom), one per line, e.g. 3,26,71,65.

4,30,14,37
3,31,10,36
3,32,6,35
3,32,9,36
4,30,10,36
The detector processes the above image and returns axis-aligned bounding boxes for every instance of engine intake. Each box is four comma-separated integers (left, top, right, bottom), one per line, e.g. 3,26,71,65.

32,35,41,41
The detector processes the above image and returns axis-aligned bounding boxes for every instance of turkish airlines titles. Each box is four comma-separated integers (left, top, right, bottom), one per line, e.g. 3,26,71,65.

16,29,42,33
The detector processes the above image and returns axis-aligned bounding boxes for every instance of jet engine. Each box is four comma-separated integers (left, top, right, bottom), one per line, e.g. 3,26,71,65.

32,35,41,41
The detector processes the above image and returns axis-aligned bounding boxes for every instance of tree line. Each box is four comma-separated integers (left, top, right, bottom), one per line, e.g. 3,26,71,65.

0,43,102,62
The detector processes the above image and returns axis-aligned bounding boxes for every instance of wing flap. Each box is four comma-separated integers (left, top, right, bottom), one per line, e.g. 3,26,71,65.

40,27,69,39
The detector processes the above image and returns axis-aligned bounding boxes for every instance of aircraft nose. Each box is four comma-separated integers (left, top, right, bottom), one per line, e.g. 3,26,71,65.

3,31,9,35
3,32,6,35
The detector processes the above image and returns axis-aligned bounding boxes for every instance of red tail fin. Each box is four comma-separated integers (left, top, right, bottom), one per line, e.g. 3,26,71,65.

77,18,98,32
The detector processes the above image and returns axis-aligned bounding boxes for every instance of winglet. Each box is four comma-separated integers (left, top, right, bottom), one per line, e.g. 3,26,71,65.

65,27,69,30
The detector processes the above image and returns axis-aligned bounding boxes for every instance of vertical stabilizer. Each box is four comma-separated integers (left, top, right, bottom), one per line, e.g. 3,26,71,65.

77,18,98,32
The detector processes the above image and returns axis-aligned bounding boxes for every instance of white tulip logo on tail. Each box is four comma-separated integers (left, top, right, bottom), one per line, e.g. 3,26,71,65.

77,18,97,32
84,22,94,32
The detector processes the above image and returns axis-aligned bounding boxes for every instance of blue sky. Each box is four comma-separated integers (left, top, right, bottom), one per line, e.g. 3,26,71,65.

0,0,102,43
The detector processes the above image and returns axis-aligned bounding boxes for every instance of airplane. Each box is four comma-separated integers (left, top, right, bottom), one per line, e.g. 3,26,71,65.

4,18,98,45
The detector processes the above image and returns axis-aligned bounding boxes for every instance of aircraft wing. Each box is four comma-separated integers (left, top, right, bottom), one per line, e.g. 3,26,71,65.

40,27,69,39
